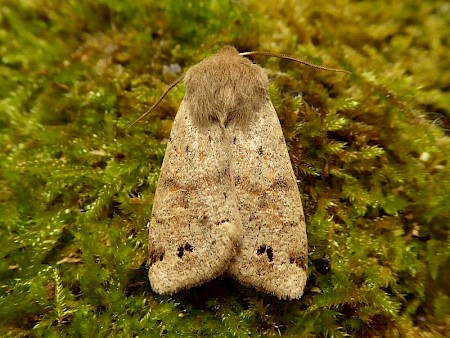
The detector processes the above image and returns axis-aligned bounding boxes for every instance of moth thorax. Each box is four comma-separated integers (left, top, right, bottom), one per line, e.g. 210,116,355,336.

184,53,269,127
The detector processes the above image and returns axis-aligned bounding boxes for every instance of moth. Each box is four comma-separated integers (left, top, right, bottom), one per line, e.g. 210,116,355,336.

133,46,349,299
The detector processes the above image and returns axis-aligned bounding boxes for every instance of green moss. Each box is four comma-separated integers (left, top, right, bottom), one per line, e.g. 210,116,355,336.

1,0,449,336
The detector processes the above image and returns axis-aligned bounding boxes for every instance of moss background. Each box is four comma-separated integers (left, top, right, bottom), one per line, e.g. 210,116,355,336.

1,0,449,336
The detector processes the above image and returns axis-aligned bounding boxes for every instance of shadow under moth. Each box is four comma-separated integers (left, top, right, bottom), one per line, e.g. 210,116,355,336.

134,46,349,299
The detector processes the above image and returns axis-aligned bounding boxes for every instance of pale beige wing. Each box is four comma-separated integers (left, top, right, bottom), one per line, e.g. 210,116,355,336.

148,100,242,295
227,100,307,299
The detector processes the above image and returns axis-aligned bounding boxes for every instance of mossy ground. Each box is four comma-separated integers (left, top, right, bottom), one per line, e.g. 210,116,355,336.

1,0,449,336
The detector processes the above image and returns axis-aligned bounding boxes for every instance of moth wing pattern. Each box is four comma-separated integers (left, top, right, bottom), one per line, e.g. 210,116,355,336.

147,46,308,299
227,100,308,300
148,100,242,294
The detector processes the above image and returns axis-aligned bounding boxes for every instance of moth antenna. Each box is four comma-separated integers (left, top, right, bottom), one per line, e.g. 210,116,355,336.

239,51,351,74
128,74,185,128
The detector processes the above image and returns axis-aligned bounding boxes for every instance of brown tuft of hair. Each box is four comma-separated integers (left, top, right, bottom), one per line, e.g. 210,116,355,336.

184,46,269,128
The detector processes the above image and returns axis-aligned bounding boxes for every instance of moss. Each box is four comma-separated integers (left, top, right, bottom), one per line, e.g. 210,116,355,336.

1,0,449,336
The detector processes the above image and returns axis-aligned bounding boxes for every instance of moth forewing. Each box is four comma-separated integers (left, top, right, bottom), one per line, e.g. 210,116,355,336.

148,99,242,294
226,99,308,299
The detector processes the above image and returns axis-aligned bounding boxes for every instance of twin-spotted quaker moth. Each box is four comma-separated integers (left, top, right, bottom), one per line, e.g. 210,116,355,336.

133,46,349,299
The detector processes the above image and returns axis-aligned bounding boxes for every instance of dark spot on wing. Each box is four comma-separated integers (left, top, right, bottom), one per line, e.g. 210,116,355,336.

177,246,184,258
266,246,274,262
177,242,194,258
257,245,266,255
184,242,193,252
257,244,274,261
149,247,165,265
